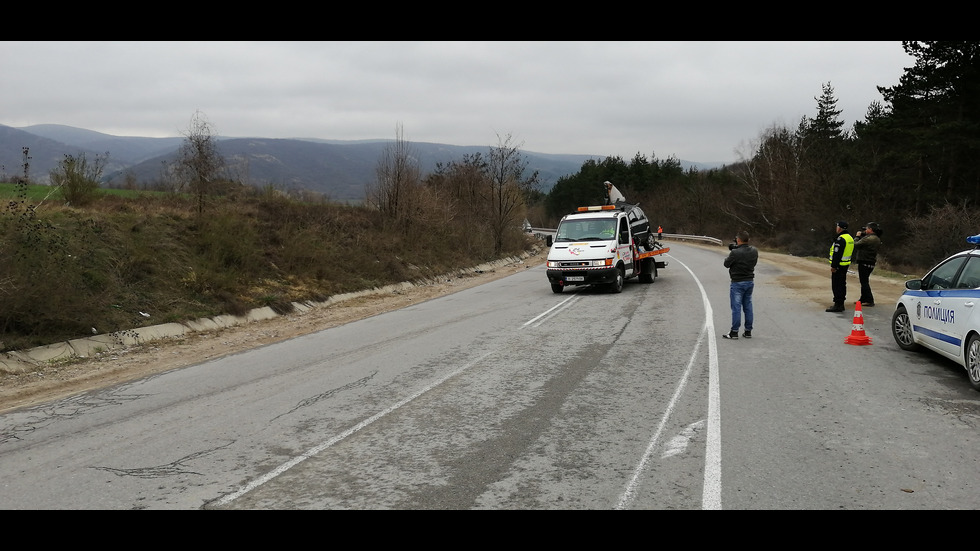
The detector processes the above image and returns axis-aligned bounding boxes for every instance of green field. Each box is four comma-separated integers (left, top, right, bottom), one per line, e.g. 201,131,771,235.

0,182,166,202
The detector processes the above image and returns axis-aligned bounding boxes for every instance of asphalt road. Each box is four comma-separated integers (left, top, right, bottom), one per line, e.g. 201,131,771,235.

0,242,977,509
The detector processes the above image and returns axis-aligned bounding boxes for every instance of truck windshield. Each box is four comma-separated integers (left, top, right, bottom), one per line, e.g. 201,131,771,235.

555,219,617,242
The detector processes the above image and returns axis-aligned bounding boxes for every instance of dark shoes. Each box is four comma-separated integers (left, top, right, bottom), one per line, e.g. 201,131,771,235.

722,331,738,339
858,301,874,307
742,331,752,338
825,304,845,312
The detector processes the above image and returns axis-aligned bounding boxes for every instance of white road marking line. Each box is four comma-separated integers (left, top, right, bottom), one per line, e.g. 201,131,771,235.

614,255,722,510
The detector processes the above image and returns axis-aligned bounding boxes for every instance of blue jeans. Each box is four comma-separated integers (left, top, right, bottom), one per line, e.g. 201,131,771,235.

730,280,754,332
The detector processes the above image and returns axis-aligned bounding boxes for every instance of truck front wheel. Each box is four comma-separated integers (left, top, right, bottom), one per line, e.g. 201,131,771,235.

608,268,624,293
551,283,563,294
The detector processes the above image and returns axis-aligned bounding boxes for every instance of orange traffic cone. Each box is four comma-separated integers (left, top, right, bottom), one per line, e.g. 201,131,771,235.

845,301,872,345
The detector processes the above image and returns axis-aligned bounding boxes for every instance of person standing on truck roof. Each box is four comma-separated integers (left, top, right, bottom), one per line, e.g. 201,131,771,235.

826,220,854,313
722,230,758,340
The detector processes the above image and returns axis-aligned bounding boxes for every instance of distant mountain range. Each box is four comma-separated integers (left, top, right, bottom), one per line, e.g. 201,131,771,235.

0,123,724,203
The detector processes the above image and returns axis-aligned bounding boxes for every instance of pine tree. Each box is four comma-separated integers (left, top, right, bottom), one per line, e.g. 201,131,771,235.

878,41,980,204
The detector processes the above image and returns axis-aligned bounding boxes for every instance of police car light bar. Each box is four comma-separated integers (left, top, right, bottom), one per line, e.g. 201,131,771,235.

577,205,617,212
968,234,980,248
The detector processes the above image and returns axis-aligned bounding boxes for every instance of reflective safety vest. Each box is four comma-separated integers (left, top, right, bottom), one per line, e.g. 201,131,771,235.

829,233,855,266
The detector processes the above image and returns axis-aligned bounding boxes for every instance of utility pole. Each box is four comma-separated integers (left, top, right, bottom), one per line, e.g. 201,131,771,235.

22,147,31,182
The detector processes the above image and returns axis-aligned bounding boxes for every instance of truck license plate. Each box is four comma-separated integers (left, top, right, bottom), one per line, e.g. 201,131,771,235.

566,276,584,282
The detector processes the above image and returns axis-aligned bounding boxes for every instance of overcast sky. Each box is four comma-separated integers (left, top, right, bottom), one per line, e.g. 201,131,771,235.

1,41,915,164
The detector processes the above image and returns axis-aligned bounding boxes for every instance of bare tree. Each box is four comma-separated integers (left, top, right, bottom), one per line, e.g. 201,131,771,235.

426,152,487,222
175,110,225,214
370,123,423,227
483,133,539,255
728,122,812,235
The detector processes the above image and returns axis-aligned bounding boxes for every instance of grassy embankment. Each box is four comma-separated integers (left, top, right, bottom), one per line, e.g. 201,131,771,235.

0,183,536,352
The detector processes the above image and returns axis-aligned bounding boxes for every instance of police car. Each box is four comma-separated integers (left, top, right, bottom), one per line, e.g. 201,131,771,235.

891,234,980,390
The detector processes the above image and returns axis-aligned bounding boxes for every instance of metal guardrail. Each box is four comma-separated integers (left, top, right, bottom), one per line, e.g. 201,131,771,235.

661,233,723,246
529,228,723,247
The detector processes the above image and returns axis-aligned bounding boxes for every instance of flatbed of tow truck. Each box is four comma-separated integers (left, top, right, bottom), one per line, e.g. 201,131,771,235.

636,246,670,260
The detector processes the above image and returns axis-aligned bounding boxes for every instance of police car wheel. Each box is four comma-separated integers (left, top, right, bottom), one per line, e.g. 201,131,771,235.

891,306,921,352
551,283,563,294
966,334,980,391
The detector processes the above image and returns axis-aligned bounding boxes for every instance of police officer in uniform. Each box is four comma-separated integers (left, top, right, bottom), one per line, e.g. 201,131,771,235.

826,220,854,312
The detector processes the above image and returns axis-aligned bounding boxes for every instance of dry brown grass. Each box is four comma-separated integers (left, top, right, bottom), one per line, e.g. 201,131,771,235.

0,190,535,352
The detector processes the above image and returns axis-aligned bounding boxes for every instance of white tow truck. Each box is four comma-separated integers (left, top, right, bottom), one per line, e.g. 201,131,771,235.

545,182,669,293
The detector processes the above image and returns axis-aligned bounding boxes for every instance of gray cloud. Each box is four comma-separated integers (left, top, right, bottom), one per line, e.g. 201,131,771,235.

0,41,913,164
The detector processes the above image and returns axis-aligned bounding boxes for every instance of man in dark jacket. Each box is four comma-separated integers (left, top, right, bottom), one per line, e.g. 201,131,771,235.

853,222,882,306
722,230,759,340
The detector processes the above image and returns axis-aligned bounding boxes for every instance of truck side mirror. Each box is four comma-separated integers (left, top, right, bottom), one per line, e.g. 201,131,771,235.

546,235,553,247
